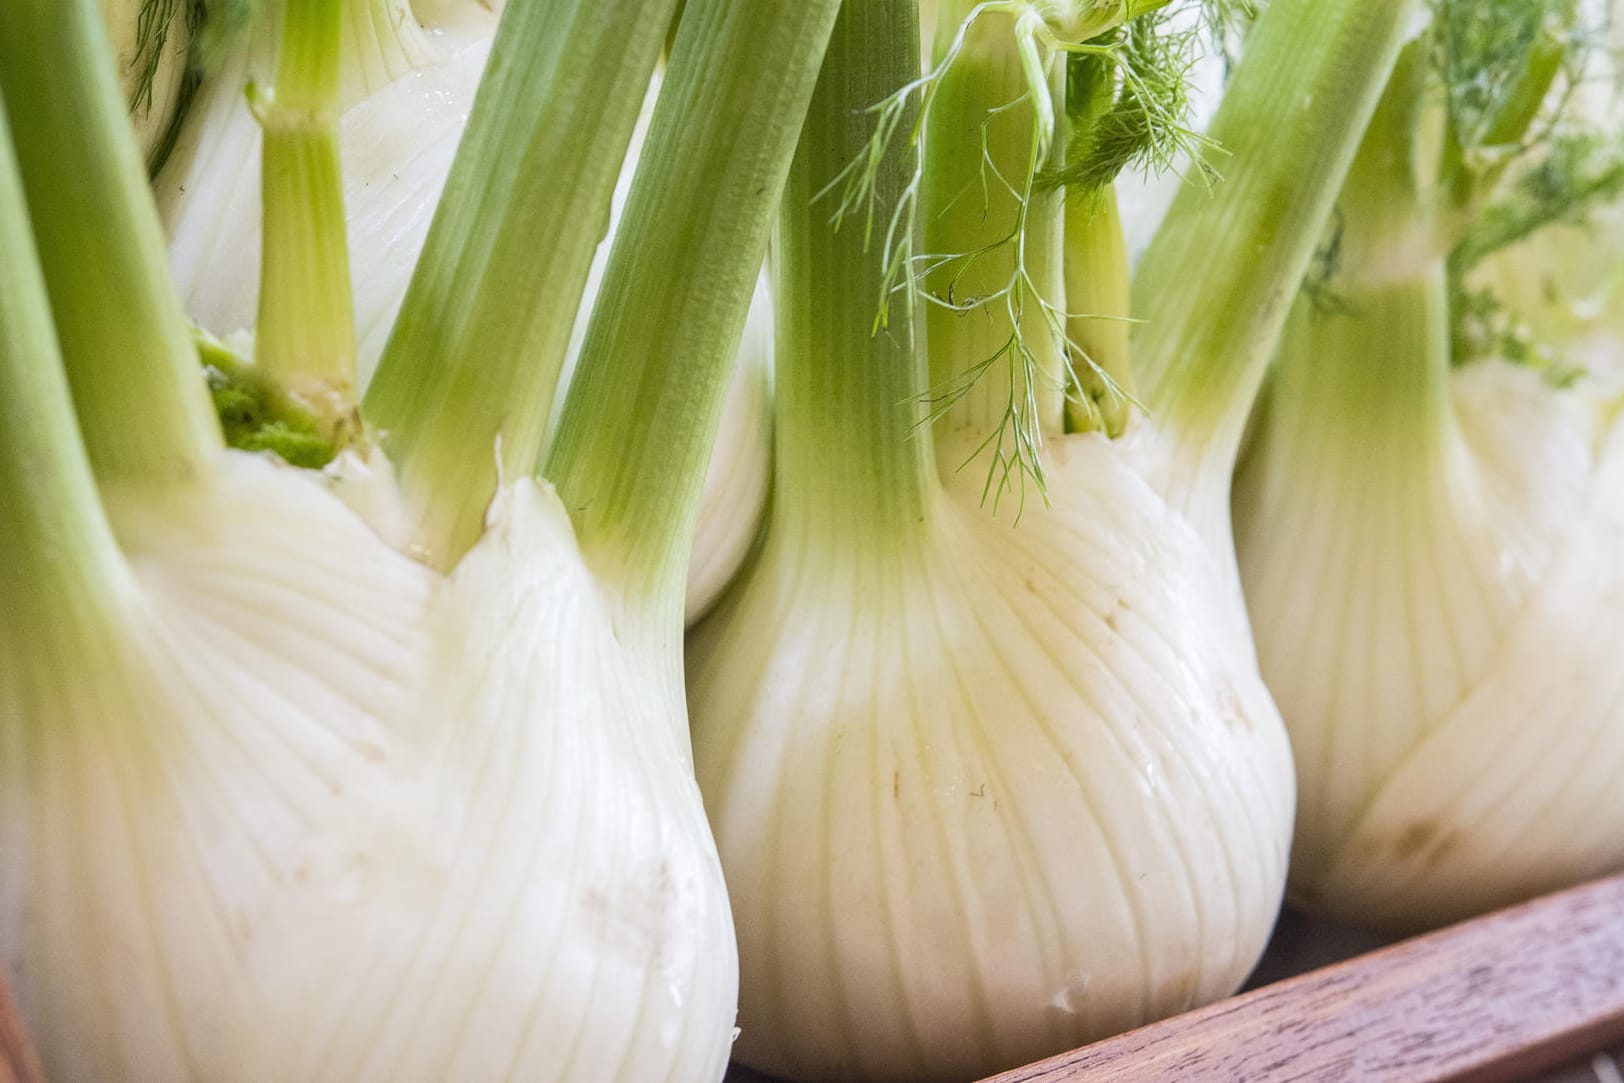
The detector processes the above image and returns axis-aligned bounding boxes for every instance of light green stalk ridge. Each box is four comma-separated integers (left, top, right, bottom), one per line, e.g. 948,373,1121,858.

1332,39,1436,282
0,98,131,660
1131,0,1426,482
253,0,358,431
1267,272,1455,499
1065,185,1134,434
1308,12,1607,372
1260,43,1453,466
545,0,844,627
921,0,1070,508
364,0,682,569
774,0,932,548
0,0,220,487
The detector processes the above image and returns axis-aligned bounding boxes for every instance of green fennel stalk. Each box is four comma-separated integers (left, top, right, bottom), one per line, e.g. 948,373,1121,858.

364,0,684,567
0,0,220,487
252,0,358,429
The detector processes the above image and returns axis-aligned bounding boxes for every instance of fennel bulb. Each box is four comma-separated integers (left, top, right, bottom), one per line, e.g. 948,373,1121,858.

0,0,845,1075
158,4,772,621
2,452,738,1082
686,0,1417,1078
690,432,1296,1081
1238,325,1624,931
1234,15,1624,932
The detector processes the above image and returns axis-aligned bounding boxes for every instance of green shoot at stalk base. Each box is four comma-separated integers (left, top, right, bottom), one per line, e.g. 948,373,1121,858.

194,328,337,468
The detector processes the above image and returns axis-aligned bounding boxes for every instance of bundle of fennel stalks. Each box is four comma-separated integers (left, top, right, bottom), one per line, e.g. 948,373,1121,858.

2,0,1620,1080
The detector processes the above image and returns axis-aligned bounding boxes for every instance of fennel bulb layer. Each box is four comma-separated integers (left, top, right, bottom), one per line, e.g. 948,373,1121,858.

686,283,773,623
1235,276,1624,932
0,450,738,1082
688,433,1294,1082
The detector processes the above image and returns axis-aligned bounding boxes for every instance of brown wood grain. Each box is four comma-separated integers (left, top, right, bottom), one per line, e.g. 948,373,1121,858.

982,872,1624,1083
0,964,44,1083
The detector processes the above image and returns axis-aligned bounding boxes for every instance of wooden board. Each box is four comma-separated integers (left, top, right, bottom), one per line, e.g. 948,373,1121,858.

0,964,43,1083
984,873,1624,1083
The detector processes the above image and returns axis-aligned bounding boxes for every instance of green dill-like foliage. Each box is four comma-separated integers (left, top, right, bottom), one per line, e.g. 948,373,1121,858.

1364,0,1624,377
1043,12,1213,198
1430,0,1580,151
820,0,1238,510
129,0,198,112
136,0,210,173
1431,0,1623,372
1452,131,1624,273
1198,0,1255,34
1449,281,1584,384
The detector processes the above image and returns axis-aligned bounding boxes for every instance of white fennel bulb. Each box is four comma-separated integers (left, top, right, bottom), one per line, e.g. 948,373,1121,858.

0,0,845,1076
1234,22,1624,931
1236,288,1624,931
690,433,1295,1080
686,0,1417,1078
161,11,772,622
1,456,736,1082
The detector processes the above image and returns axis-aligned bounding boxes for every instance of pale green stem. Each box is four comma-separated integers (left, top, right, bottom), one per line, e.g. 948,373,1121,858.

1260,44,1454,483
1131,0,1425,492
254,0,358,427
1335,39,1440,281
774,0,934,548
1064,183,1133,435
1262,268,1454,492
0,0,221,488
921,2,1069,484
545,0,844,630
364,0,681,569
0,101,131,660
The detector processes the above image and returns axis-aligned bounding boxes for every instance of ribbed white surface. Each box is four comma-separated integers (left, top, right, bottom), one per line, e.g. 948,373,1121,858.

1238,356,1624,930
0,453,737,1082
688,429,1294,1083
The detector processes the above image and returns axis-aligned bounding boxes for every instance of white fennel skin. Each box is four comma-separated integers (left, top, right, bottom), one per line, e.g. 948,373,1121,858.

0,452,738,1083
689,425,1294,1083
